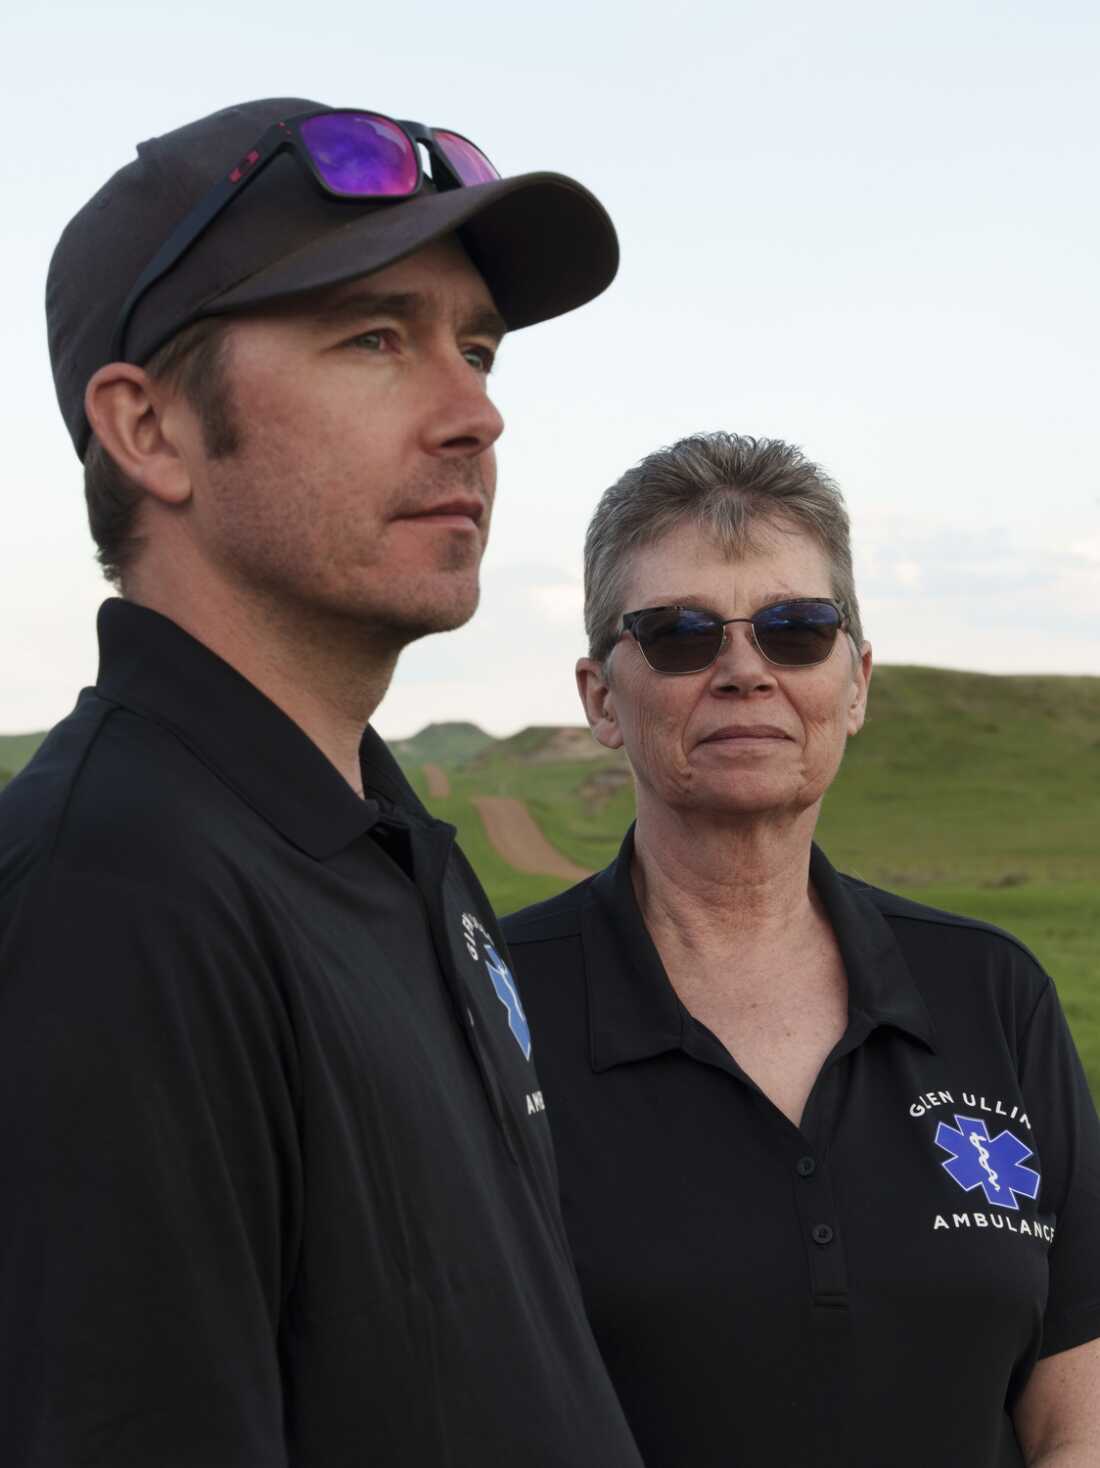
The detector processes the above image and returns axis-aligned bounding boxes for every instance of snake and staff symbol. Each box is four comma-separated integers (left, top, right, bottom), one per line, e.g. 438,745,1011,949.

968,1130,1002,1196
934,1114,1040,1211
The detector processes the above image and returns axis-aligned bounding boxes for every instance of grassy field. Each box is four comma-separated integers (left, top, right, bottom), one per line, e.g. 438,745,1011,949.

6,667,1098,1090
0,731,45,783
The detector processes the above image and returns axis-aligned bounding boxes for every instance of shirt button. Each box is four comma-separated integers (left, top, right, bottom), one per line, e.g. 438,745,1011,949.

796,1156,816,1178
811,1223,835,1246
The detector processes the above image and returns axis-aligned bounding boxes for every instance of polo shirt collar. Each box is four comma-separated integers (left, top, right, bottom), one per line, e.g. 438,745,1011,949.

583,830,685,1070
93,599,430,861
808,844,936,1050
583,825,936,1073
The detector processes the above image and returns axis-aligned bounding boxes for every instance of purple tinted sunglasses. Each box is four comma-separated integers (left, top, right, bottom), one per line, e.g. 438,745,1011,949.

111,109,500,361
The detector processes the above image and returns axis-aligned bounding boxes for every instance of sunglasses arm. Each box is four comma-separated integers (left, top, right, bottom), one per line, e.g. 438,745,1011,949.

109,126,291,362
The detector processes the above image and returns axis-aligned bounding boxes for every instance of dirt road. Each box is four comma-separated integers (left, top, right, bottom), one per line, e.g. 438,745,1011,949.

422,764,451,798
473,796,593,882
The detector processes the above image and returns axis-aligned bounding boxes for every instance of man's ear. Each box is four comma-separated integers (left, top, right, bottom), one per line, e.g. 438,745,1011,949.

84,364,194,506
576,657,624,750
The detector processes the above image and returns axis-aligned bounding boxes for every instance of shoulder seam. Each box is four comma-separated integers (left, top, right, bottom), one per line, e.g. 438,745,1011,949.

501,926,581,946
1017,973,1057,1056
842,876,1043,965
38,697,126,873
501,902,586,942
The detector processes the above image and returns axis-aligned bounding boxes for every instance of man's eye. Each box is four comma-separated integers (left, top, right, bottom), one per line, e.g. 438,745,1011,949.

462,344,495,374
348,329,394,352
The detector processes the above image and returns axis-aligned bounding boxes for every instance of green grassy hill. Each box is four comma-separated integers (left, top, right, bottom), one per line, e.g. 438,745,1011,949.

389,721,495,766
0,732,45,783
820,667,1099,887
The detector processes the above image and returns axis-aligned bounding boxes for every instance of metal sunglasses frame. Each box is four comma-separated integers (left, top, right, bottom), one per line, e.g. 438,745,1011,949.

617,597,852,674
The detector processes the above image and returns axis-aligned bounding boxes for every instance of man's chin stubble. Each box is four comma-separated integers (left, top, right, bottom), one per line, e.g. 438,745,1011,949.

383,593,481,646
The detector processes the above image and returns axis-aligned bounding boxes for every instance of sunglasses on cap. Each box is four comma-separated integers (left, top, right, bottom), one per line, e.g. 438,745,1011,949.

618,599,851,675
111,109,500,362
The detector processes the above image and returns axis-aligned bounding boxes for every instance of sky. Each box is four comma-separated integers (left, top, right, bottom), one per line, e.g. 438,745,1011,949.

4,0,1098,738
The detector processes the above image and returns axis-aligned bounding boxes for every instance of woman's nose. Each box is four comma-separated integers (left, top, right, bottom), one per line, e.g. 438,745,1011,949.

708,622,778,693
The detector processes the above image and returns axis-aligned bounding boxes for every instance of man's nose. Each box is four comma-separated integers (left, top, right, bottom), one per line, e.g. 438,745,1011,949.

421,353,505,458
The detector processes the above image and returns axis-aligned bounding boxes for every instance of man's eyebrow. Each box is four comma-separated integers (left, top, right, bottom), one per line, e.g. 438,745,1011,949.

313,289,507,341
463,304,509,342
313,290,423,325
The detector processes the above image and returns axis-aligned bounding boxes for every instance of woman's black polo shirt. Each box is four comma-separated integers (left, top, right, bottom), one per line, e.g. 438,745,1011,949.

502,827,1100,1468
0,601,643,1468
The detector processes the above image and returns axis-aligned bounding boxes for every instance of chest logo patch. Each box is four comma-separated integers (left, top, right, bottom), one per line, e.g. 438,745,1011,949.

934,1114,1040,1211
482,941,532,1061
460,913,532,1062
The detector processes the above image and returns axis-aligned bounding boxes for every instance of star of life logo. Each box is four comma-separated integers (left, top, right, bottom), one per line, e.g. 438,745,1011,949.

934,1113,1040,1211
460,913,532,1061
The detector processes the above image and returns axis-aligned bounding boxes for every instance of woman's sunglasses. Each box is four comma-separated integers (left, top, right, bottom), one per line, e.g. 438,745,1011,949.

618,599,851,675
111,109,499,361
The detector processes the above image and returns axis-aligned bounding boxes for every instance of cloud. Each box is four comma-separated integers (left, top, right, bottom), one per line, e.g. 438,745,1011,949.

528,580,585,624
893,561,922,588
853,515,1100,672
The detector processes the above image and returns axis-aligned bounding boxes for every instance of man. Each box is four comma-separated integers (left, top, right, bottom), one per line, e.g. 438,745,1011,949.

0,100,642,1467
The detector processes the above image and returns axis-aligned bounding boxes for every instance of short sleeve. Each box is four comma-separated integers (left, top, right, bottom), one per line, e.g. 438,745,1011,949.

1018,978,1100,1359
0,868,300,1466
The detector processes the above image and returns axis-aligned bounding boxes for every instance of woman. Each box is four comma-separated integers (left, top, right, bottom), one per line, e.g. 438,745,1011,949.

502,433,1100,1468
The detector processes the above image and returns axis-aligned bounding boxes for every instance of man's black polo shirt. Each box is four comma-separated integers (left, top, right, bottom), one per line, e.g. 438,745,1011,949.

0,600,643,1468
502,827,1100,1468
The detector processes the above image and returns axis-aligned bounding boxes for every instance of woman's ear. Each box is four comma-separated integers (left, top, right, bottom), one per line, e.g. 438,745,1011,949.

576,657,624,750
847,641,873,737
84,363,194,507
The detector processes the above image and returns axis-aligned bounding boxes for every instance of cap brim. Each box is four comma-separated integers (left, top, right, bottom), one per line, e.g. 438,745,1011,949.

203,171,619,331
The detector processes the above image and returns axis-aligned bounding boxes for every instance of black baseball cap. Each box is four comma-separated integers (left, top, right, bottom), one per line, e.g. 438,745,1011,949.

47,97,620,459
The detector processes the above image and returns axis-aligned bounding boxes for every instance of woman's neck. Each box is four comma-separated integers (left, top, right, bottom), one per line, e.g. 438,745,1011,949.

631,794,822,959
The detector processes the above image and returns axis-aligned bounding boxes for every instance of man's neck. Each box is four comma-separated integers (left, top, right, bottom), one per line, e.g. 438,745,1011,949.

126,582,400,797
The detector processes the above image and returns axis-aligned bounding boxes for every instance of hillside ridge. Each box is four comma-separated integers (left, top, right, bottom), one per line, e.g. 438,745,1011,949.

4,664,1099,785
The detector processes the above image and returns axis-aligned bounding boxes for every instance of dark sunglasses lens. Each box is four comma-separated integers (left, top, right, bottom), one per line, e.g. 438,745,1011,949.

635,609,724,673
299,111,419,196
432,129,500,185
754,602,841,665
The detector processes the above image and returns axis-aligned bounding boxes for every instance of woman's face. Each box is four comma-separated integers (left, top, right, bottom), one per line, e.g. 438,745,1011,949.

577,519,872,823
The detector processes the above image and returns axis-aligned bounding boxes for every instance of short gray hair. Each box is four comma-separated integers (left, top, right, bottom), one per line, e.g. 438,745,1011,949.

583,431,863,661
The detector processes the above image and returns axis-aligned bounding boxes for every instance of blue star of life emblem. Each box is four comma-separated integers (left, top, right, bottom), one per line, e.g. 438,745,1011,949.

483,942,531,1061
934,1113,1040,1211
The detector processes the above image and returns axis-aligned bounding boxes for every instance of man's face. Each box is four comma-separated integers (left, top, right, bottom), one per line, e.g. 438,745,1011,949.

172,235,505,647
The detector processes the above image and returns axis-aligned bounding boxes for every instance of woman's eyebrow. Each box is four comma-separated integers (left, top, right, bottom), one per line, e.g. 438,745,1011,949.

652,589,812,610
755,588,817,605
